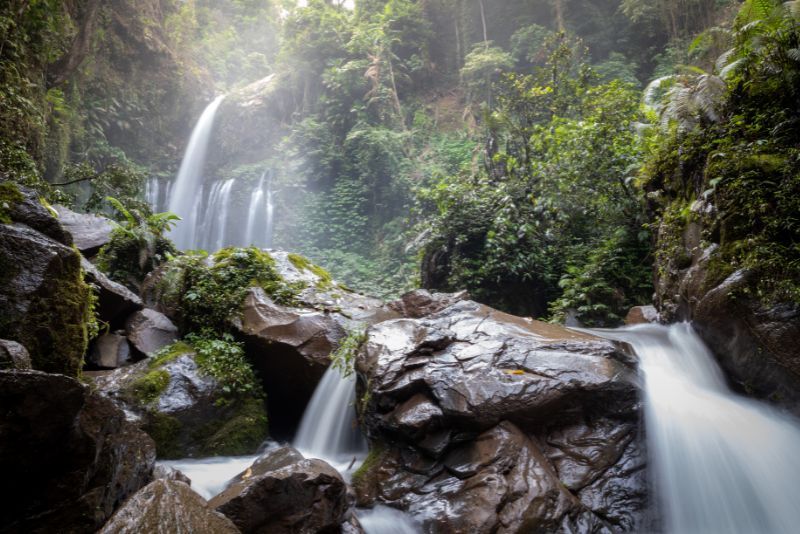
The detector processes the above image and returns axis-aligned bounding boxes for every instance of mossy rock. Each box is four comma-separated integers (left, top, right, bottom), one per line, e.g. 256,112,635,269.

0,190,91,376
95,339,268,459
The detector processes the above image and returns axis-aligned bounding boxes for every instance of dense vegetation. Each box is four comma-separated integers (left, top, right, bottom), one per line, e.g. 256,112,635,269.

2,0,798,326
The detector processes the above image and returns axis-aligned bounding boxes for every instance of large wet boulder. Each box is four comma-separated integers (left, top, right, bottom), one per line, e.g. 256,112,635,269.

0,184,91,376
92,343,267,458
234,286,346,428
210,446,349,534
55,204,114,256
0,370,155,532
99,479,240,534
353,300,648,533
125,308,179,357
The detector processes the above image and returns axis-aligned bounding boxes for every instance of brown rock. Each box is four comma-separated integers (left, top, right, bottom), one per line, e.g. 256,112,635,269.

235,287,346,431
99,479,239,534
0,370,155,533
354,299,647,532
125,308,179,357
211,448,347,534
624,305,659,325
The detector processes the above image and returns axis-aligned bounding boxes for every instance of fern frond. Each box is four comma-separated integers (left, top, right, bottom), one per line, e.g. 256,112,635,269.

105,196,136,228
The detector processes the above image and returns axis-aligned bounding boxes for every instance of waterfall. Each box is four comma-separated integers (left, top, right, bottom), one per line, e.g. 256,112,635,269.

211,179,235,251
144,178,159,211
169,95,225,249
590,323,800,534
265,171,274,248
244,173,266,247
294,366,367,471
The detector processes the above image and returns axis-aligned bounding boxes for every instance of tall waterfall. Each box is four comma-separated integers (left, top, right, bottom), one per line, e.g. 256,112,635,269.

168,95,225,249
294,367,367,471
591,323,800,534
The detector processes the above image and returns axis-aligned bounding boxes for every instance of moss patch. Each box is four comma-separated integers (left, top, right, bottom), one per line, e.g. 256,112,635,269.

149,341,194,368
288,252,335,289
351,443,387,497
132,369,170,404
0,182,23,224
198,397,269,456
144,412,183,459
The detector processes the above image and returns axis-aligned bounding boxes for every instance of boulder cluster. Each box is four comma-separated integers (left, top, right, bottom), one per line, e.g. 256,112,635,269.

1,184,654,532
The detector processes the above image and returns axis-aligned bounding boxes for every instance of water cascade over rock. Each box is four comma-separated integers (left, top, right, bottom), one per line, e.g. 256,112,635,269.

590,323,800,534
293,366,367,472
168,95,225,249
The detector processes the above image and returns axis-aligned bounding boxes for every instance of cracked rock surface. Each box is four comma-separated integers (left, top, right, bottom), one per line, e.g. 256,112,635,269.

355,299,649,533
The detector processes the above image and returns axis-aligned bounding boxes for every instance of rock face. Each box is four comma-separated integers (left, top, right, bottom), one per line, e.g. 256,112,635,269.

93,346,268,458
0,370,155,533
654,207,800,413
0,186,90,376
0,339,32,369
125,308,179,357
55,204,114,256
235,287,346,430
624,305,659,325
210,446,349,534
82,256,143,327
99,479,240,534
354,300,648,533
87,332,134,369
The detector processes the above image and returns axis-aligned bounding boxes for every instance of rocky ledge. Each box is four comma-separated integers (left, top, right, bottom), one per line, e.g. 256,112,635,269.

353,299,648,533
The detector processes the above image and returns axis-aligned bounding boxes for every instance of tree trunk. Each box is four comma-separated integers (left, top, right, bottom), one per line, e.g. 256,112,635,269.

553,0,565,32
47,0,102,87
478,0,488,48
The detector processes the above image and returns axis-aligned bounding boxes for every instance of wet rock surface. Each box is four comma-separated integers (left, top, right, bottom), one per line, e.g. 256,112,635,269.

82,256,143,327
235,286,346,427
0,370,155,533
624,305,659,325
654,207,800,413
210,446,349,534
99,479,240,534
55,204,114,256
0,205,90,376
87,332,134,369
0,339,31,369
125,308,179,357
354,300,647,533
93,348,267,458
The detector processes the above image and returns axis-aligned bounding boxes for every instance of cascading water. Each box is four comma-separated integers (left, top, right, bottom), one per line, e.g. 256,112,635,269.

168,95,225,249
265,171,274,248
590,323,800,534
293,366,367,472
244,172,266,247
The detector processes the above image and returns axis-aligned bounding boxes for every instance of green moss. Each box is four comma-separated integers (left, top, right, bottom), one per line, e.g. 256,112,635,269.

21,247,91,377
0,181,23,224
144,412,183,459
149,341,194,368
132,369,170,404
198,397,269,456
351,443,386,489
170,247,300,335
288,252,335,289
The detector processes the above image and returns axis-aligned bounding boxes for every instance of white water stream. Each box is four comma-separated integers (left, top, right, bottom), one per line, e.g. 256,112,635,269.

293,366,368,474
590,323,800,534
168,95,225,249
